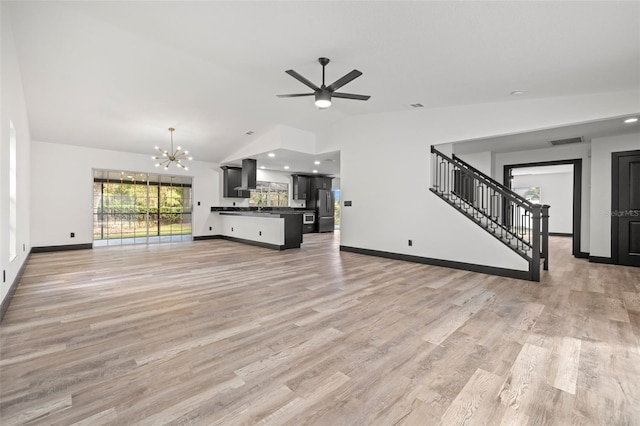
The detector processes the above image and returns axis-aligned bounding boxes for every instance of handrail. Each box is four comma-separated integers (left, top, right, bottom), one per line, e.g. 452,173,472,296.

431,147,533,209
452,153,535,207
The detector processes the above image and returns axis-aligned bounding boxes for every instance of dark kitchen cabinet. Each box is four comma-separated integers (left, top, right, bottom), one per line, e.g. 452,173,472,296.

292,175,310,200
221,166,250,198
313,176,332,190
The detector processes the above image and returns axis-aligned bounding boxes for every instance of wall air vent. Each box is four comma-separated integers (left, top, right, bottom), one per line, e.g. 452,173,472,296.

549,136,583,146
409,103,424,108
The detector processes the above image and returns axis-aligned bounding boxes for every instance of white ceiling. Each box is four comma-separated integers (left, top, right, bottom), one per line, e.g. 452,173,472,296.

453,116,640,155
6,1,640,173
253,149,340,176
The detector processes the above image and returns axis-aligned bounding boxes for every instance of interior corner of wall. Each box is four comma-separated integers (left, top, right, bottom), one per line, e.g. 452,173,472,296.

220,126,283,163
435,143,453,157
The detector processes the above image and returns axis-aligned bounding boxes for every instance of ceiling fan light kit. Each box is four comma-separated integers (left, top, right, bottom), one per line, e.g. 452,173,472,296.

315,90,332,109
278,57,370,109
152,127,192,170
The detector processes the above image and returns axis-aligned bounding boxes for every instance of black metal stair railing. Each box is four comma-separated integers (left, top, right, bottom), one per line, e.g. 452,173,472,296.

430,146,549,281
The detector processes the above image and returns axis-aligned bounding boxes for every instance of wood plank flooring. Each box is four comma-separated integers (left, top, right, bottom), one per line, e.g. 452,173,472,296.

1,234,639,425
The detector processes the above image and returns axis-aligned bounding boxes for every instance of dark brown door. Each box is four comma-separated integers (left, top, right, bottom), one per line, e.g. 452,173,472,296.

614,151,640,267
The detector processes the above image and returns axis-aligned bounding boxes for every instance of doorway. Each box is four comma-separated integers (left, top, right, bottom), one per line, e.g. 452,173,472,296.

504,159,583,257
92,170,192,246
611,150,640,266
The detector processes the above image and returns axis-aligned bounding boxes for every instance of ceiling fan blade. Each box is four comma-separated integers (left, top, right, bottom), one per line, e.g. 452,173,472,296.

285,70,320,91
332,92,371,101
327,70,363,92
276,93,315,98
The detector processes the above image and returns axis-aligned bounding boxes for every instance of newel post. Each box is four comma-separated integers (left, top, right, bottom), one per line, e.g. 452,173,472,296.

531,205,542,282
541,205,550,271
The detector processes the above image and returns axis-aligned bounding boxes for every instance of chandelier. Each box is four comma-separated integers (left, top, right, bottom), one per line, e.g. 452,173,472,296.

153,127,192,170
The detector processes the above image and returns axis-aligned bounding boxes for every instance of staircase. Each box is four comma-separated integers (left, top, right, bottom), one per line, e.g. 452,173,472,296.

430,147,549,281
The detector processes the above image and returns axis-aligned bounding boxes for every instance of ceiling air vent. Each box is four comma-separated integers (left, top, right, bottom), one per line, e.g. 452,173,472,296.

549,136,583,146
409,103,424,108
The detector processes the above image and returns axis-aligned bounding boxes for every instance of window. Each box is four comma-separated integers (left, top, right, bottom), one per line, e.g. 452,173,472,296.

9,121,17,260
249,181,289,207
93,170,192,246
514,187,541,204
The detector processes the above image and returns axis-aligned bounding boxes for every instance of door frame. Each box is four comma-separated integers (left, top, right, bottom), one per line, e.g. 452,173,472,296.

503,159,583,257
611,149,640,265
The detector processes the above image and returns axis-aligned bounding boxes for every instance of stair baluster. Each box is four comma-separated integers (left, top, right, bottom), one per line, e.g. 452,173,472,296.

430,146,549,281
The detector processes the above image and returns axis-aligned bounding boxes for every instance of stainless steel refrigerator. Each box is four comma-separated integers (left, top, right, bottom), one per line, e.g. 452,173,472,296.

316,189,335,233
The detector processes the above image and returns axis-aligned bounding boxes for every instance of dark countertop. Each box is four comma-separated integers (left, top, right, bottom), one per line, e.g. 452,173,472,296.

211,207,314,213
219,211,298,218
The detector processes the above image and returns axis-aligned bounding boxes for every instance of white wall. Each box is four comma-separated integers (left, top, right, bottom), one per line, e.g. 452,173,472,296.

456,151,493,176
590,132,640,257
31,141,221,247
495,143,591,253
1,4,32,308
332,91,638,272
221,125,316,164
512,172,573,234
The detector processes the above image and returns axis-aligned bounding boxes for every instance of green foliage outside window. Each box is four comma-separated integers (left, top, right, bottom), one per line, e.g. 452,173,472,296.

249,181,289,207
93,178,192,240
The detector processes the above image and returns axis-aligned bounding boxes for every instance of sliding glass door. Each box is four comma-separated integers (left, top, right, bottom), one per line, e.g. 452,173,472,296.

93,170,192,246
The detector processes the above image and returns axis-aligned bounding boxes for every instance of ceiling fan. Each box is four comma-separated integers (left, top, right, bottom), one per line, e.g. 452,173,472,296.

277,57,370,109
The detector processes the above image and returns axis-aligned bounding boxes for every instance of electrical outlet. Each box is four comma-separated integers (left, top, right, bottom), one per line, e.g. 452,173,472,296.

259,231,262,236
408,240,412,246
70,232,75,238
231,227,234,232
209,226,212,231
197,201,201,206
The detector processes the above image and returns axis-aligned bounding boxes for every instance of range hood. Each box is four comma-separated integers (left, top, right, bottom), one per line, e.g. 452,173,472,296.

234,158,257,190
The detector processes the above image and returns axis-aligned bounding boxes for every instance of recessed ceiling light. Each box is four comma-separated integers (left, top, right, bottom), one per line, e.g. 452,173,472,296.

624,117,638,124
268,153,275,157
314,161,320,165
511,90,525,96
284,165,290,170
260,166,266,169
313,170,318,173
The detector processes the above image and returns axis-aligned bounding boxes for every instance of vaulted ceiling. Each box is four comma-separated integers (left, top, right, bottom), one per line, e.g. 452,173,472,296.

6,1,640,168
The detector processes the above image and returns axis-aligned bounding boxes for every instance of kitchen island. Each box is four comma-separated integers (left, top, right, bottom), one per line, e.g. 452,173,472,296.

209,208,303,250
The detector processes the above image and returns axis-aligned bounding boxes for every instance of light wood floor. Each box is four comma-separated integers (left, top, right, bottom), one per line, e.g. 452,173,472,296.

1,234,639,425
